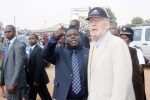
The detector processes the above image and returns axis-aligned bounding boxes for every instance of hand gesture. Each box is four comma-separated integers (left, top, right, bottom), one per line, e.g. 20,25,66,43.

6,85,15,94
54,26,65,39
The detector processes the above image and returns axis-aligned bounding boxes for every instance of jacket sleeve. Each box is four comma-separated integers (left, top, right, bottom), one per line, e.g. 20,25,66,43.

110,41,135,100
41,35,58,64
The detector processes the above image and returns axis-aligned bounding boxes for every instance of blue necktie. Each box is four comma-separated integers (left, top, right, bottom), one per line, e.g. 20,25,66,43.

29,48,32,57
71,50,81,94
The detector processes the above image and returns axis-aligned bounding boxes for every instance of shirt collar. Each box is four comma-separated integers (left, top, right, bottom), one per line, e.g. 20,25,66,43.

9,36,16,48
69,46,82,54
31,44,37,50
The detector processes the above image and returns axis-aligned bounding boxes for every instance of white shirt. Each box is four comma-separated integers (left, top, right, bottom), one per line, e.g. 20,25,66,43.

8,36,16,49
129,43,145,64
31,44,36,50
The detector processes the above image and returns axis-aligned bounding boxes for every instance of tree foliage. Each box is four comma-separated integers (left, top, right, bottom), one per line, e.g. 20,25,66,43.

144,19,150,24
106,8,117,26
131,17,144,24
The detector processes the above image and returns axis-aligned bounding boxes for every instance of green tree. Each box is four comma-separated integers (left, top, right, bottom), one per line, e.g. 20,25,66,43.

144,19,150,24
131,17,144,24
106,8,117,27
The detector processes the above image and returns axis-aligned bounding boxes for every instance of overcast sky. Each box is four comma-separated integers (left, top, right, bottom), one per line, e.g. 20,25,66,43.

0,0,150,30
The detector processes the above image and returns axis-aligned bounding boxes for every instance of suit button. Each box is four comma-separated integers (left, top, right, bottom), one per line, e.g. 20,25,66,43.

70,74,72,77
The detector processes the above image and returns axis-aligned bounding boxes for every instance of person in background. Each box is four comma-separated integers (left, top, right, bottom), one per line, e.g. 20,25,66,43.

86,7,135,100
69,19,90,48
120,27,145,100
26,34,52,100
0,25,27,100
109,26,120,36
0,36,6,98
42,27,89,100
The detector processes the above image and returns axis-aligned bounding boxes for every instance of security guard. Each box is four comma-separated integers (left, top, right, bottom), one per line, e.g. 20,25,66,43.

120,27,146,100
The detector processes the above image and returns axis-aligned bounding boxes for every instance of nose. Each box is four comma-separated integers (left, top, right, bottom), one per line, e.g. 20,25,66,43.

70,34,76,38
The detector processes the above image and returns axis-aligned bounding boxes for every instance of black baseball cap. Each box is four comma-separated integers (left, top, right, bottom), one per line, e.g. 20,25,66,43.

120,27,134,36
86,7,108,20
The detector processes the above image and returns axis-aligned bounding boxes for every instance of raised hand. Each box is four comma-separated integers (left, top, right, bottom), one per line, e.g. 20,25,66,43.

54,26,65,39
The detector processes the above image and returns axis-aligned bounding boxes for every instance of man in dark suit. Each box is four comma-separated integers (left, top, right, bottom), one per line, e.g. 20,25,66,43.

69,19,90,48
0,25,27,100
120,27,145,100
27,34,52,100
42,27,89,100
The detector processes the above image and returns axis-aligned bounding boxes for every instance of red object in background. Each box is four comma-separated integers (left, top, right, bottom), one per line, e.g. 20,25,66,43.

43,34,48,44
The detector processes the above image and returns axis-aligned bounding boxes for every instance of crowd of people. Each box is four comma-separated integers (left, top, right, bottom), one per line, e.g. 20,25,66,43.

0,7,148,100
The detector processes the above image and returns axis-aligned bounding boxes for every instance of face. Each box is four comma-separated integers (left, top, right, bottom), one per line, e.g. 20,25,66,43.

88,17,110,41
57,35,65,45
65,29,81,48
120,34,130,44
29,34,37,46
110,29,120,36
4,26,16,40
69,20,80,30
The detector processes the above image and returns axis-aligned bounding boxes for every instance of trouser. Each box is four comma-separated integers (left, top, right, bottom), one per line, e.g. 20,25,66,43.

28,84,52,100
6,87,27,100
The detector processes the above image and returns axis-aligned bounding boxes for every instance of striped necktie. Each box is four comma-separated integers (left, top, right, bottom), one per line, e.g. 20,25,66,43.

71,50,81,94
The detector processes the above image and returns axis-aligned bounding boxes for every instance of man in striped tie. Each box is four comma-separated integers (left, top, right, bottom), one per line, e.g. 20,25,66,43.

42,26,89,100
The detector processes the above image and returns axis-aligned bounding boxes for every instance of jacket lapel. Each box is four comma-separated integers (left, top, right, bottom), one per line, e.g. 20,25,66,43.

5,39,16,64
63,48,72,72
28,44,38,64
82,47,88,75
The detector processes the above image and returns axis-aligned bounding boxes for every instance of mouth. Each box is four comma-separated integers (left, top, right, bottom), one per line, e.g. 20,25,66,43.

91,29,97,32
70,40,77,44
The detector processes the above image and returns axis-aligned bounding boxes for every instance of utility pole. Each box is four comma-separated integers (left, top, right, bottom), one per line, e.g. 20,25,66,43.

44,19,47,28
13,16,16,27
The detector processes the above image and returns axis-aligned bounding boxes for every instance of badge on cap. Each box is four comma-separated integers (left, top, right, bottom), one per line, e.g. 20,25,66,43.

90,10,100,15
123,28,126,31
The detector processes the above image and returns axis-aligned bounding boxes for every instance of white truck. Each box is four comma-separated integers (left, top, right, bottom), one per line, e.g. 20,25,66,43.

131,25,150,61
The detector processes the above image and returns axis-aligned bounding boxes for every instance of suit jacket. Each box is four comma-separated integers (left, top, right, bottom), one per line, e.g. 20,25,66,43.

42,36,89,100
129,47,145,100
88,32,135,100
27,44,49,85
1,38,26,88
80,32,90,49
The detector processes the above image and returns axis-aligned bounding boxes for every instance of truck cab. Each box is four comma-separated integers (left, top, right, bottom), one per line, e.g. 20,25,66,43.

131,25,150,61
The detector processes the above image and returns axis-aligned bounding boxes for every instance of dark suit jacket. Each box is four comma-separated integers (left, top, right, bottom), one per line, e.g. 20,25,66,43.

80,32,90,49
1,39,26,88
42,36,89,100
27,44,49,85
129,47,145,100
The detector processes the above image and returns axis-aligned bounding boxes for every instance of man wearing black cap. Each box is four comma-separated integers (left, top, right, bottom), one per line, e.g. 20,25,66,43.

87,7,135,100
120,27,145,100
120,27,146,100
